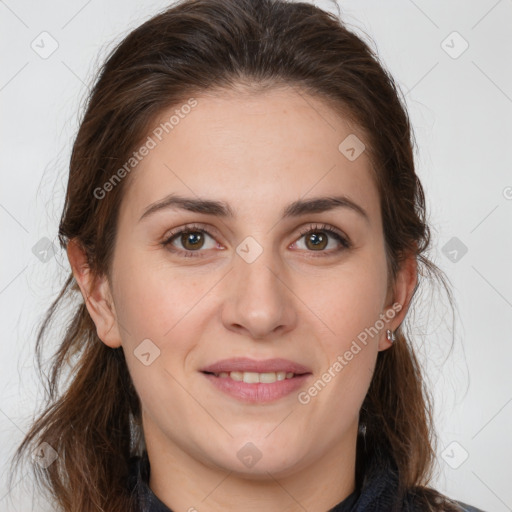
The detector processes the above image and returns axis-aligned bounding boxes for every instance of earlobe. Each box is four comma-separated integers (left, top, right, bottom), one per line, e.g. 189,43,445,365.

66,238,122,348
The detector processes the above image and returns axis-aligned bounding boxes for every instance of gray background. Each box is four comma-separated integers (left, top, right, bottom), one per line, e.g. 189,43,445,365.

1,0,511,510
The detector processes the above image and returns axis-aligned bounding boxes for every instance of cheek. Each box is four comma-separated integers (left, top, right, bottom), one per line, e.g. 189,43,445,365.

115,258,207,425
111,252,219,400
309,257,388,345
112,251,209,345
304,255,387,402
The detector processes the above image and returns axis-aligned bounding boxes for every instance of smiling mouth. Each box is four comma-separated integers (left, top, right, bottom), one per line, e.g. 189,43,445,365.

202,370,308,383
201,369,312,403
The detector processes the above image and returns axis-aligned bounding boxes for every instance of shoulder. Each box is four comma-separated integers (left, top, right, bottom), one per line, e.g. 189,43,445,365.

402,488,487,512
454,500,487,512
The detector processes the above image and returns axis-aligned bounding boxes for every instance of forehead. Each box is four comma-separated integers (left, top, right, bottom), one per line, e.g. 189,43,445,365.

118,87,380,226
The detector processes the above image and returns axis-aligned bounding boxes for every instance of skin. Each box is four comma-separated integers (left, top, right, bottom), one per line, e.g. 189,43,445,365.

68,86,417,512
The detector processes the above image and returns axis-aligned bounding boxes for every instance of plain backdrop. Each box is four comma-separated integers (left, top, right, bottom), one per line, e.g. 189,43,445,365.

1,1,511,511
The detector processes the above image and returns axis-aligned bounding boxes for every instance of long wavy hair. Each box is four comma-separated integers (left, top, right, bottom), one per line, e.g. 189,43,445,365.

13,0,461,510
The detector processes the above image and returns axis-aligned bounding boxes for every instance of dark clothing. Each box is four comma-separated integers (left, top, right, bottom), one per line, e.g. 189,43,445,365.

127,452,485,512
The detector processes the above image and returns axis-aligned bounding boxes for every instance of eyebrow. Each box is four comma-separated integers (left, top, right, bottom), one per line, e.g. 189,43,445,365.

138,193,369,223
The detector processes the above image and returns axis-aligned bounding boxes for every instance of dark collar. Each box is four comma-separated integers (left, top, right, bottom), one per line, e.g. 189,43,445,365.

126,452,407,512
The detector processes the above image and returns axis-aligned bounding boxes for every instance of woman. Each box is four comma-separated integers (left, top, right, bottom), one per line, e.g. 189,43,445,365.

13,0,485,510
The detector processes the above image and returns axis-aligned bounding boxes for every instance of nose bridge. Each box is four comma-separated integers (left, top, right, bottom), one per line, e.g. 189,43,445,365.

237,245,280,300
222,237,296,338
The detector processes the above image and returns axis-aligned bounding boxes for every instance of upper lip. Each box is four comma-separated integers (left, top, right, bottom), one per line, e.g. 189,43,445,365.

200,357,312,374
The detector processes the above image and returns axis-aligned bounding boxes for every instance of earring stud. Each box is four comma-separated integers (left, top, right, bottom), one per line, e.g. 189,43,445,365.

386,329,396,343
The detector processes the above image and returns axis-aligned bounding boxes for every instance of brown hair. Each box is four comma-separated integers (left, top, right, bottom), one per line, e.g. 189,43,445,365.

13,0,461,510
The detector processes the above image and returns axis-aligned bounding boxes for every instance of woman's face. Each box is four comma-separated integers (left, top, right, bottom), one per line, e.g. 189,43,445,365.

84,87,409,477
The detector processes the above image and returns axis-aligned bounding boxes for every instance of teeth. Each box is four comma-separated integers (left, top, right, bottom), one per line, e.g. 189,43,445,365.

216,371,296,383
243,372,260,383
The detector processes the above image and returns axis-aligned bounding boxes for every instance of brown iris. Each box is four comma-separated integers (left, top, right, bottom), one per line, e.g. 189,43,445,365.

304,231,328,251
181,231,205,250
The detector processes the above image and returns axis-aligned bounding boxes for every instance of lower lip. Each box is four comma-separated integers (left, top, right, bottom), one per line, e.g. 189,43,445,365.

201,372,311,403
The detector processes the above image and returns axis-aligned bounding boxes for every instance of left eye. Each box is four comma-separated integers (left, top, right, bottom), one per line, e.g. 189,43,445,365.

293,224,350,253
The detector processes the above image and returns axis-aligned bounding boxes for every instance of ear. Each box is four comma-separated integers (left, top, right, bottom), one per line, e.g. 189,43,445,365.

66,238,122,348
378,253,418,351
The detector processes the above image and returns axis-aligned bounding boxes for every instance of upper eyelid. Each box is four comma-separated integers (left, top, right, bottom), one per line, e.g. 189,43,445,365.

163,222,218,242
297,222,346,237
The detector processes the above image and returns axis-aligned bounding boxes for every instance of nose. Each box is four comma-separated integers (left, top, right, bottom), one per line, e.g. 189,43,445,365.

221,249,298,340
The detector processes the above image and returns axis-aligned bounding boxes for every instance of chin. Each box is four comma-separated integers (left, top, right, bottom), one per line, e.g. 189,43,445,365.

202,440,308,479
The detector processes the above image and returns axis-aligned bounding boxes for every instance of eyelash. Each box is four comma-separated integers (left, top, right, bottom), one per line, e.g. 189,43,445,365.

161,222,351,258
